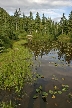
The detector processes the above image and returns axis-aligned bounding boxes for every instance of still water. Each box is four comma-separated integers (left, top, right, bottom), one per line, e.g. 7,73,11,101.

21,40,72,108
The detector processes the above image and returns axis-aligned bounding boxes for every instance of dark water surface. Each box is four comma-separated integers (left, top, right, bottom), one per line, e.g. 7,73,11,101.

21,40,72,108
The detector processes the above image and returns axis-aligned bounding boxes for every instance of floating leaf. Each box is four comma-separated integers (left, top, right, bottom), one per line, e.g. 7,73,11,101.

36,74,42,78
42,92,48,97
62,84,69,87
33,95,38,99
65,85,69,88
62,88,66,91
39,86,42,90
52,95,55,99
62,78,65,80
58,91,62,94
54,91,57,94
36,88,40,93
54,86,57,90
49,90,54,94
68,93,72,98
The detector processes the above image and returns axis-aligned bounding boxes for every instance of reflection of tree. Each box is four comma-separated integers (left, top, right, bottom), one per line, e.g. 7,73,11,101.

57,43,72,64
26,40,72,64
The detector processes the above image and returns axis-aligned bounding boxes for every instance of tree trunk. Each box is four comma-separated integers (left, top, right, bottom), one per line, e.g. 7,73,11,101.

16,22,17,31
62,29,63,34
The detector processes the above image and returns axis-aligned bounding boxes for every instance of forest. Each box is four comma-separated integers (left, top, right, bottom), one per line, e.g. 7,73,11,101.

0,7,72,52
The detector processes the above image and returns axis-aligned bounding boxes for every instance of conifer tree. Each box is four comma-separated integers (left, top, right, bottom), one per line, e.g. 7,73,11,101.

68,11,72,37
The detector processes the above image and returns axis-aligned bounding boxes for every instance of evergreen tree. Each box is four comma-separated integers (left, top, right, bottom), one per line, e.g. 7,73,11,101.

68,11,72,37
14,8,21,30
42,13,45,25
59,13,68,34
28,11,34,34
35,12,41,32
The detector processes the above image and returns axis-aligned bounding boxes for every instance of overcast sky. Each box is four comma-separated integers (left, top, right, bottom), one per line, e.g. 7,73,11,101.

0,0,72,22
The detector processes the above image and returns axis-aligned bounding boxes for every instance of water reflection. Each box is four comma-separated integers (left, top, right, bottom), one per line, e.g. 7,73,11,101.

24,40,72,65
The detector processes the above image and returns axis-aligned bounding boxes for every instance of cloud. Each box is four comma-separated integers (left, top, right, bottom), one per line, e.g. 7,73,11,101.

52,0,72,7
0,0,72,21
52,17,62,22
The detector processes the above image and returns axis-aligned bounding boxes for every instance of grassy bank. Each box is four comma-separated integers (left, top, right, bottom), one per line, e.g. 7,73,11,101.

0,39,32,93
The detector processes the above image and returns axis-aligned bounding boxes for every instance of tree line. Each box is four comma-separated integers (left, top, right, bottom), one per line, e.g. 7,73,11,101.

0,7,72,52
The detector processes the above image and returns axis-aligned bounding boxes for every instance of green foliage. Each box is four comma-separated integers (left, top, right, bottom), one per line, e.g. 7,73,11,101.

33,83,70,101
18,30,27,39
0,7,20,51
36,88,40,93
36,74,44,78
35,86,42,93
33,95,38,99
68,93,72,102
58,91,62,94
0,100,16,108
0,40,32,93
42,92,48,98
0,7,72,51
49,90,54,94
57,34,70,42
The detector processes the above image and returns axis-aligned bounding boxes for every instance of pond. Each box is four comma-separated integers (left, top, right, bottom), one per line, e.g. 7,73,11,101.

22,40,72,108
0,40,72,108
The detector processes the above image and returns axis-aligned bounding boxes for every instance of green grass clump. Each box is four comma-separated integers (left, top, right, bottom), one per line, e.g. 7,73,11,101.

0,100,16,108
0,40,32,93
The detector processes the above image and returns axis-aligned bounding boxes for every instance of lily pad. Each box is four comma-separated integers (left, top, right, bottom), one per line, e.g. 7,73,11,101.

62,88,67,91
54,91,57,94
68,93,72,98
49,90,54,94
62,84,69,91
36,88,40,93
36,74,43,78
42,92,48,97
39,86,42,90
33,95,38,99
58,91,62,94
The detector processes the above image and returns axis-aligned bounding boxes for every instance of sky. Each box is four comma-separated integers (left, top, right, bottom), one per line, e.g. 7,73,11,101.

0,0,72,22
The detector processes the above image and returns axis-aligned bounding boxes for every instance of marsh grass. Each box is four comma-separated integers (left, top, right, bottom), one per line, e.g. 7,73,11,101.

0,100,16,108
0,39,32,93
